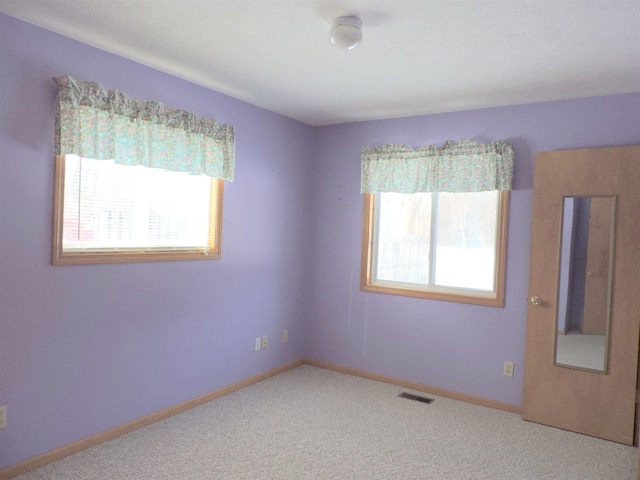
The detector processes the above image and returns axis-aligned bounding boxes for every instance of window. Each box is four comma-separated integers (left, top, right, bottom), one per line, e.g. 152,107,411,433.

53,155,223,264
360,139,513,306
52,76,234,265
361,190,509,306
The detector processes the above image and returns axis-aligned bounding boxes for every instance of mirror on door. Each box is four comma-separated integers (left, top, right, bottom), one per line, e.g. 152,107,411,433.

555,196,615,372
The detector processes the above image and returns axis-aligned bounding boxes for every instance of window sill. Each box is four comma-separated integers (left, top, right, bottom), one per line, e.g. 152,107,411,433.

52,249,221,266
360,282,504,307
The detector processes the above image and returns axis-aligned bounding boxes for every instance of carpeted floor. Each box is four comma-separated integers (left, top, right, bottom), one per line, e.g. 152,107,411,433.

14,365,637,479
556,332,607,371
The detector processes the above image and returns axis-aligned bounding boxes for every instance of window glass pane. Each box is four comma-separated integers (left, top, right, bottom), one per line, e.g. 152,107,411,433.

434,191,498,290
362,190,507,306
62,156,212,252
374,192,432,284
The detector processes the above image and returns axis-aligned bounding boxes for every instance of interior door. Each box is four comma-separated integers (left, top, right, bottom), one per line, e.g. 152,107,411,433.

522,145,640,445
581,198,612,335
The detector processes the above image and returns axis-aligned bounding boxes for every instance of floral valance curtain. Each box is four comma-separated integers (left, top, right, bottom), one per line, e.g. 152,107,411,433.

53,76,235,180
361,139,513,194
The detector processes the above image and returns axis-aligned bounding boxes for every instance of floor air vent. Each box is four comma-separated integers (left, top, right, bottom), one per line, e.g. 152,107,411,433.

398,392,434,404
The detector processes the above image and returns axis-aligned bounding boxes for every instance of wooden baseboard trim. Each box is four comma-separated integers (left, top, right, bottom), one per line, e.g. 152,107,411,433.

304,358,521,414
1,357,520,479
0,359,304,480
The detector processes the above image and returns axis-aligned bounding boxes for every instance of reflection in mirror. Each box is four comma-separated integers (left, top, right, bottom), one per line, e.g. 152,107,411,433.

555,196,615,372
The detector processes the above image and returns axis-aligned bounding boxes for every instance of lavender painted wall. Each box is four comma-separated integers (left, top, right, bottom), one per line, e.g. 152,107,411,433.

306,93,640,407
0,14,313,469
567,198,591,331
557,198,575,334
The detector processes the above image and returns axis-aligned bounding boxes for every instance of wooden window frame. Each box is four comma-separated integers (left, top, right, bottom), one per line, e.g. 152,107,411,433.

52,155,224,265
360,191,509,307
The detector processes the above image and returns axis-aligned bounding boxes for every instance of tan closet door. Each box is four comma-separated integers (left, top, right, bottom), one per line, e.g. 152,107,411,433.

522,145,640,445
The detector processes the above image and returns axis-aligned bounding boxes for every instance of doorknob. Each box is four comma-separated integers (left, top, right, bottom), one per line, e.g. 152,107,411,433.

587,271,595,276
530,296,542,306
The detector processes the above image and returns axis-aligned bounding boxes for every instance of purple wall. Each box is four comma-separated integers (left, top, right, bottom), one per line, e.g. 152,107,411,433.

0,14,313,468
306,93,640,407
3,11,640,472
567,198,591,331
557,199,575,333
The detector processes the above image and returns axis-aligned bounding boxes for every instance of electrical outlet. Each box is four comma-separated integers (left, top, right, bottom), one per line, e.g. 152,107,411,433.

0,406,6,428
261,335,268,350
283,330,288,343
503,362,514,377
254,337,261,352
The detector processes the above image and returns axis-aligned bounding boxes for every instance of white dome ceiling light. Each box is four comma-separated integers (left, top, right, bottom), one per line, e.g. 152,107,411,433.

329,16,363,50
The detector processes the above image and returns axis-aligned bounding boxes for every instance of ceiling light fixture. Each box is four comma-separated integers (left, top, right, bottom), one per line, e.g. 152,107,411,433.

329,16,363,50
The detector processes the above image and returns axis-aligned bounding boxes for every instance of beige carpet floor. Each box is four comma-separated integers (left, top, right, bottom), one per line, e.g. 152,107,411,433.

15,365,637,479
556,332,607,371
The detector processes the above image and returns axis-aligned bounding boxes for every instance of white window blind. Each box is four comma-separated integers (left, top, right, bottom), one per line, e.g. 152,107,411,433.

62,156,215,253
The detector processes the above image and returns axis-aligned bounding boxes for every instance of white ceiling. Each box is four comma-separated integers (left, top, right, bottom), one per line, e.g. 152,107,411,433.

1,0,639,126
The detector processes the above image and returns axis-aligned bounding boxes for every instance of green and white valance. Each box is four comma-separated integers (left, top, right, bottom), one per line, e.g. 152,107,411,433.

53,76,235,180
361,139,513,194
